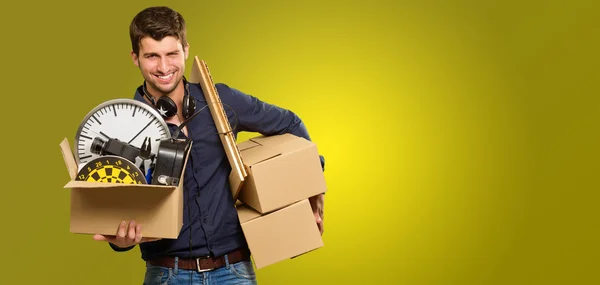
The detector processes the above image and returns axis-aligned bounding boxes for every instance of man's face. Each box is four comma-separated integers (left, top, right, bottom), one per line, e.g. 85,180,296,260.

131,36,189,96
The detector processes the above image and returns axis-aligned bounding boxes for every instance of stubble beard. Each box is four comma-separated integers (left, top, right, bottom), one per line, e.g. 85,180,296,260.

147,73,183,97
138,59,183,97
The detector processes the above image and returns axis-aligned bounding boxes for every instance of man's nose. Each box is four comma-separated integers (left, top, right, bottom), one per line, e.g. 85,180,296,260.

157,58,169,73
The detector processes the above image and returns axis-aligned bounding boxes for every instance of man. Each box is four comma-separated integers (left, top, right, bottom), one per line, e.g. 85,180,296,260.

92,6,325,285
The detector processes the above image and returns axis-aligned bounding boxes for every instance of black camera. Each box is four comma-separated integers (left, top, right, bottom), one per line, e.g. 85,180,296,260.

90,137,190,186
91,137,144,164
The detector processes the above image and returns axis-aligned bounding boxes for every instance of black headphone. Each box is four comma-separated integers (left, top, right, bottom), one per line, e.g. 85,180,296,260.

139,76,196,120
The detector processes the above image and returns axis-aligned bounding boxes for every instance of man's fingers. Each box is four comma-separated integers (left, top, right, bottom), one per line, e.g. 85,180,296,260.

314,212,324,235
314,212,323,224
134,224,143,243
117,221,127,239
93,234,110,242
128,221,137,240
93,234,106,241
94,221,159,247
94,234,119,243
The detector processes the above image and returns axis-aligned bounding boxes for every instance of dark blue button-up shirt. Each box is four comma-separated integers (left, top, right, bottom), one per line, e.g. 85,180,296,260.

111,82,323,261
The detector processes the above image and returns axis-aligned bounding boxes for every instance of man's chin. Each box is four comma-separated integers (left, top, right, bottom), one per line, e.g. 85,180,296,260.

149,80,179,95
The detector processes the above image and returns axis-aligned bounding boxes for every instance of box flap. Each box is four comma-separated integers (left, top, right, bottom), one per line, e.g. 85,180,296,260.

240,134,314,167
240,144,283,166
60,138,77,180
237,140,260,151
237,203,262,223
251,134,313,151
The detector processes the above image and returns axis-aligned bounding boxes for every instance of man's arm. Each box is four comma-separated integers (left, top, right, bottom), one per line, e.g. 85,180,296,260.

218,84,325,170
219,84,326,234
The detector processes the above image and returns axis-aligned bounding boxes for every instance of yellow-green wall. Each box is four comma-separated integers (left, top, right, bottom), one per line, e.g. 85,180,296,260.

0,0,598,284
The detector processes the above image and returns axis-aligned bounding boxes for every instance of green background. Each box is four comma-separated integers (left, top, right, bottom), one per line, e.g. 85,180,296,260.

0,0,598,284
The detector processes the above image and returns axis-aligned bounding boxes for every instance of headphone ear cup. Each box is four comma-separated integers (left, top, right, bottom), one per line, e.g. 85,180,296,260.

156,96,178,118
183,94,196,119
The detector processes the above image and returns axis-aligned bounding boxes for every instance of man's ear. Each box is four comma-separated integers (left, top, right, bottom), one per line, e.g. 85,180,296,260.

184,43,190,60
131,50,139,67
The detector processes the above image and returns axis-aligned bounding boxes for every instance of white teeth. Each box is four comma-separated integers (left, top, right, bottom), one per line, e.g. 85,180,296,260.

158,73,173,80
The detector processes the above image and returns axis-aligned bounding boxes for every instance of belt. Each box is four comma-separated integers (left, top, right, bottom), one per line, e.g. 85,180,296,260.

148,248,251,272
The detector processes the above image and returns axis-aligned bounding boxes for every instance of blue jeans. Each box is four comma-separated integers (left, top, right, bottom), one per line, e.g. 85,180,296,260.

143,256,257,285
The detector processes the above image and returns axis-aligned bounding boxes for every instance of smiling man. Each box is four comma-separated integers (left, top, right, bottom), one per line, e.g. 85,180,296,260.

92,6,325,285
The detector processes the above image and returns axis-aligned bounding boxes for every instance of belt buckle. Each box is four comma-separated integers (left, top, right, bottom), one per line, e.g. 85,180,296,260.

196,256,214,273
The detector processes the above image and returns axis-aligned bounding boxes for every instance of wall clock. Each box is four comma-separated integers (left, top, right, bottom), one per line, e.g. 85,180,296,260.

74,99,171,171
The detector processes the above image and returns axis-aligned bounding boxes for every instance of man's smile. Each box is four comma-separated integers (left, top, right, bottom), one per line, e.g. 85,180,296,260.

154,72,175,83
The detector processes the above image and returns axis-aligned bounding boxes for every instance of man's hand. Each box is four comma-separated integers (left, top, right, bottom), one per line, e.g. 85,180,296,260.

309,193,325,235
93,220,161,248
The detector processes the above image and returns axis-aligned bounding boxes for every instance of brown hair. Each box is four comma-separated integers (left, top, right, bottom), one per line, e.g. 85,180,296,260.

129,6,187,55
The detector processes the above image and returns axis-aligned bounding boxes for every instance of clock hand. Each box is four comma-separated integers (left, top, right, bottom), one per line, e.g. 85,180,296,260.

140,137,152,160
88,130,112,140
128,120,154,144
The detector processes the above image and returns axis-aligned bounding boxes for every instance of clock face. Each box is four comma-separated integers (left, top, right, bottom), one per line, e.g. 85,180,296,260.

74,99,171,166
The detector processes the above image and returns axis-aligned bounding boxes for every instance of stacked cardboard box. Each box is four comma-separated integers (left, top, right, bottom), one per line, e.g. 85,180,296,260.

235,134,327,269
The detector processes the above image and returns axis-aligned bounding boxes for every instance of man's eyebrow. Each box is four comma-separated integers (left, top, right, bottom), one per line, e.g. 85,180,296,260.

142,50,180,57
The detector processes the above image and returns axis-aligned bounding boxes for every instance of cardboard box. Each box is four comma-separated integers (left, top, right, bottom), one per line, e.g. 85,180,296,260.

237,134,327,213
60,138,185,239
237,199,323,269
